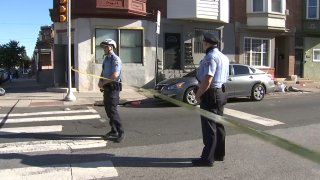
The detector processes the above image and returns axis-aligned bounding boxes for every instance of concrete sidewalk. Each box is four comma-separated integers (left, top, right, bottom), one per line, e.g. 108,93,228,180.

1,77,320,108
0,78,149,107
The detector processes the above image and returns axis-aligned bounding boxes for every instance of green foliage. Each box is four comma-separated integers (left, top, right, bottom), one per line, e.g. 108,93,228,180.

0,40,30,69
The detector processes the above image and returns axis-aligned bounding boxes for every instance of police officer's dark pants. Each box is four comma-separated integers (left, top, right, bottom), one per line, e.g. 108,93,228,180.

200,88,226,162
103,88,123,134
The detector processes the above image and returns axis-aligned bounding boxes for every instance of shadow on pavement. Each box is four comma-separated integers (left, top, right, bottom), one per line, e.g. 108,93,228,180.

0,152,194,168
0,133,103,140
0,78,52,93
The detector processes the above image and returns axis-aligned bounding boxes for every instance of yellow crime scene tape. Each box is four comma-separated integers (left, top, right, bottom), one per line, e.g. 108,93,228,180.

72,67,320,164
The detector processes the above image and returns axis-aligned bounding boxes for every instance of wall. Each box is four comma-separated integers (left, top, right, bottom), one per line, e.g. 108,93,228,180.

160,19,235,66
304,37,320,80
74,18,157,92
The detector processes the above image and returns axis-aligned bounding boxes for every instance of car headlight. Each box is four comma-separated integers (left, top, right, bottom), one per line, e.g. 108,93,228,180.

167,82,185,90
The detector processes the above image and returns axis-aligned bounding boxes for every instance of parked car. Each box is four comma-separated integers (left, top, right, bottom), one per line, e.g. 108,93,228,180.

155,64,275,105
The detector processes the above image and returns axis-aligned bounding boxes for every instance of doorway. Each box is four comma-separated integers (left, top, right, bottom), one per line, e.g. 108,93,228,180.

164,33,181,69
295,49,304,77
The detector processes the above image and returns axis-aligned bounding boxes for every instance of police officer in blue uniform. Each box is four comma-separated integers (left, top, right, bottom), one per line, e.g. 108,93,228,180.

192,32,229,166
98,39,124,143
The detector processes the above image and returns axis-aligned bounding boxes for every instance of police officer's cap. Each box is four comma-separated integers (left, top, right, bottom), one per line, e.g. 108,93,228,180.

203,32,220,45
100,39,117,49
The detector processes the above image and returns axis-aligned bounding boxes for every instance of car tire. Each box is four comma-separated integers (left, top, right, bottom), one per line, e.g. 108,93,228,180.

250,84,265,101
183,86,198,105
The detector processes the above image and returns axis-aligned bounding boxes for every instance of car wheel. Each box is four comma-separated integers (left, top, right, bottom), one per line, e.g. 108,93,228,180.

250,84,265,101
184,86,198,105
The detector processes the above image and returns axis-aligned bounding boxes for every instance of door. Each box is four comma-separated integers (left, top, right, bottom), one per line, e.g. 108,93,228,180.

227,65,255,97
164,33,181,69
295,49,304,77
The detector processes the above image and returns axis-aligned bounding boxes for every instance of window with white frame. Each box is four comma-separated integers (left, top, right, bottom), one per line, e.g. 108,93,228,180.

244,37,270,67
271,0,282,13
95,29,143,64
313,49,320,62
253,0,264,12
307,0,319,19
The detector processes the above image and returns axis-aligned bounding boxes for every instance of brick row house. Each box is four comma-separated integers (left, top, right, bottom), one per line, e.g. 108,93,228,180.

32,26,54,83
46,0,320,92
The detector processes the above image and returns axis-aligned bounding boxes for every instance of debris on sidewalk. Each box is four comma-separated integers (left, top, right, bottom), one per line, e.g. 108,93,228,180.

0,87,5,96
287,86,303,92
274,82,286,92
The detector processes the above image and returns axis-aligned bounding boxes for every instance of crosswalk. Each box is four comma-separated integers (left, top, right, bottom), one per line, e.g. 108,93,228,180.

0,106,118,179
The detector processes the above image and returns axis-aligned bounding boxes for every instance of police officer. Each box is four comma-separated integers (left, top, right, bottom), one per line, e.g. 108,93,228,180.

98,39,124,143
192,32,229,166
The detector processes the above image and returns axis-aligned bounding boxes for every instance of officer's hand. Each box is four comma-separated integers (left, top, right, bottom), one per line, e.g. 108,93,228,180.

100,88,104,92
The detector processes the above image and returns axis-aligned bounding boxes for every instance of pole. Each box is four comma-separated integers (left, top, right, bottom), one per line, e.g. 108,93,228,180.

154,10,161,88
64,0,76,101
155,34,159,88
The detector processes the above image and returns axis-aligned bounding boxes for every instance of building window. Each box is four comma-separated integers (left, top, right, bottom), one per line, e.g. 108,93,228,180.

313,49,320,62
244,37,270,67
253,0,264,12
194,29,220,53
307,0,319,19
271,0,282,13
95,29,143,64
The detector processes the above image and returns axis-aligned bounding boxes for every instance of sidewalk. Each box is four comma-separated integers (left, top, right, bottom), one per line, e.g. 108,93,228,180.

1,77,320,108
0,78,149,108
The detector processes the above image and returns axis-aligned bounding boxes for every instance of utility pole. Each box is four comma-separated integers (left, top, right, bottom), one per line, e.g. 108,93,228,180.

64,0,76,101
154,10,161,88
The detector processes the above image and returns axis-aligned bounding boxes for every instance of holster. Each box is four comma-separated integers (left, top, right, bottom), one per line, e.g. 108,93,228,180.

103,80,122,91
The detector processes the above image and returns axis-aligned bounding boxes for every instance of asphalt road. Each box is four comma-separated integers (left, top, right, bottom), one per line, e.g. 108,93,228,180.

0,93,319,179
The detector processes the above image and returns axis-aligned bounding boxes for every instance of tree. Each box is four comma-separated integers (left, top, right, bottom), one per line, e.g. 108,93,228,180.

0,40,29,70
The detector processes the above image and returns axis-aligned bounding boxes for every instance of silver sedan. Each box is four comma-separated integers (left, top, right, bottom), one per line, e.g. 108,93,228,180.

155,64,275,105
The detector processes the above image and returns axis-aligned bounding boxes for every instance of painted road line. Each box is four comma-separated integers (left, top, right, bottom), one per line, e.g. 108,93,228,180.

224,108,284,126
0,125,63,135
0,108,97,118
0,139,106,154
2,114,101,123
0,161,118,180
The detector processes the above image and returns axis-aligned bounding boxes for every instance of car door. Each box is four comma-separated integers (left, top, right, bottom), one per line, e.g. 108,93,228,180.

224,65,234,97
227,65,256,97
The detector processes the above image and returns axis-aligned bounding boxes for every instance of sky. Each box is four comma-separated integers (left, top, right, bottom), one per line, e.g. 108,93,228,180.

0,0,53,58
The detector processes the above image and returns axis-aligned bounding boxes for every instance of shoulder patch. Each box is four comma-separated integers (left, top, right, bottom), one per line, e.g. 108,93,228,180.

113,59,119,65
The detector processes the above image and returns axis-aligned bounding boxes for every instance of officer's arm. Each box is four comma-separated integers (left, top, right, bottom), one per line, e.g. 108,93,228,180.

195,75,213,100
110,72,119,81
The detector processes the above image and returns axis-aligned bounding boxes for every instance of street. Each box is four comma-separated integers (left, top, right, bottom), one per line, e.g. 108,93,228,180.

0,93,319,179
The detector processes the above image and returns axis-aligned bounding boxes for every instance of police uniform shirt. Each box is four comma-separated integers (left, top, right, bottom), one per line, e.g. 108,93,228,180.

102,52,122,81
196,47,229,88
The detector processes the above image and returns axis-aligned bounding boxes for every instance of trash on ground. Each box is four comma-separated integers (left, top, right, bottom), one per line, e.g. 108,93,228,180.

274,82,286,92
0,87,5,96
287,86,303,92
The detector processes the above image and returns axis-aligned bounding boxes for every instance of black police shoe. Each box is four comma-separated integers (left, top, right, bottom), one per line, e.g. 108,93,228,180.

191,158,213,167
114,132,125,143
214,156,224,161
103,130,119,139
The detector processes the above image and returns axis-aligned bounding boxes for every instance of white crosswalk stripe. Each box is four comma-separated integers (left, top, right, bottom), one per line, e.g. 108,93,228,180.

224,108,285,126
0,125,63,135
0,106,118,179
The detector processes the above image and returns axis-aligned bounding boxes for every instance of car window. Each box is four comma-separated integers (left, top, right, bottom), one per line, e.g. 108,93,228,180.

233,65,250,75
